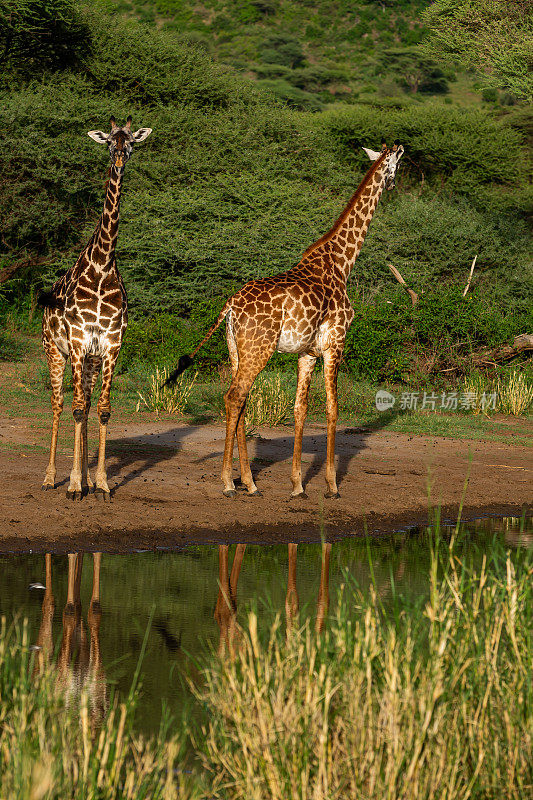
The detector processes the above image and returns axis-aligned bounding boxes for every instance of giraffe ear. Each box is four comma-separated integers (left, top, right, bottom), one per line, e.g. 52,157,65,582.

132,127,152,143
88,130,109,144
362,147,381,161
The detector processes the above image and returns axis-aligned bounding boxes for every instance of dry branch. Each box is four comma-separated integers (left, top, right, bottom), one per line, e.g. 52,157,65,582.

0,256,49,285
462,255,477,297
471,333,533,367
388,264,420,306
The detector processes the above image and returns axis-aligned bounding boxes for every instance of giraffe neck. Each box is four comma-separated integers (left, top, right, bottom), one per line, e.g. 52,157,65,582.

85,167,124,271
303,153,388,283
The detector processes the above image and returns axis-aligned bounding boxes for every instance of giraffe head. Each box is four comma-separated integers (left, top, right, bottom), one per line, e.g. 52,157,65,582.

87,117,152,173
362,140,404,190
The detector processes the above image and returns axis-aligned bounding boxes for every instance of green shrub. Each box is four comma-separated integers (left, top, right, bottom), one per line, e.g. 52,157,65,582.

83,7,257,109
119,299,229,374
482,87,499,103
0,0,90,75
255,79,323,110
320,103,525,191
343,286,531,382
258,34,305,68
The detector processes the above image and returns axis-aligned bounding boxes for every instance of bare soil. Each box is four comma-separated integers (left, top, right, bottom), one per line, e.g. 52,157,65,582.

0,415,531,552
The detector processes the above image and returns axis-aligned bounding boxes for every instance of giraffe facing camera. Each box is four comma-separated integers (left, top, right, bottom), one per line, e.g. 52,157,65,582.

168,141,405,499
40,119,152,501
87,116,152,172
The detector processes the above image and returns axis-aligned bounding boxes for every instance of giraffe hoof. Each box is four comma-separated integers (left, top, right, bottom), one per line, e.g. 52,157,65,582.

324,491,340,500
66,490,82,501
291,491,308,500
86,485,95,495
223,489,237,499
94,488,111,503
89,600,102,615
248,489,262,497
41,483,54,491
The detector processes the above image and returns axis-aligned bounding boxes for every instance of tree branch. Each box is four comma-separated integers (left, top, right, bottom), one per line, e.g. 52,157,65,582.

462,254,477,297
388,263,420,306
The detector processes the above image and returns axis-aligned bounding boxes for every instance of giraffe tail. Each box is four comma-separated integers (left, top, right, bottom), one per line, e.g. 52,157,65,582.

163,300,232,387
38,289,64,310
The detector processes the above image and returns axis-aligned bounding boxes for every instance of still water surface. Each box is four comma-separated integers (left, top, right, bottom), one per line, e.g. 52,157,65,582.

0,515,530,734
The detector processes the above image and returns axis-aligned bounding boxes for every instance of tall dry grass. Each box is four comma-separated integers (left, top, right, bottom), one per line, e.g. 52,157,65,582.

195,533,533,800
0,617,198,800
497,369,533,416
135,366,198,415
245,372,293,432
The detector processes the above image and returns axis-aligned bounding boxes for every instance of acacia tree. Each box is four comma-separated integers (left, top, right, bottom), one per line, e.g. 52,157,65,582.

380,48,449,94
423,0,532,101
0,0,89,73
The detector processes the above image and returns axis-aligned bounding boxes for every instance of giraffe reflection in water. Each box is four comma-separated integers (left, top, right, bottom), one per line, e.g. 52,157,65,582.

33,553,107,732
214,542,332,655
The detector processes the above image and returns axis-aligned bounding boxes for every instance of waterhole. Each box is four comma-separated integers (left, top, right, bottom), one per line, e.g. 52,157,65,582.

1,515,530,735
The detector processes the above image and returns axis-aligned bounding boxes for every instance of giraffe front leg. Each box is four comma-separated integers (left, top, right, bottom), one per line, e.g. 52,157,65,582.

42,341,67,490
94,348,119,501
291,353,316,498
323,347,341,498
67,352,85,500
81,357,101,494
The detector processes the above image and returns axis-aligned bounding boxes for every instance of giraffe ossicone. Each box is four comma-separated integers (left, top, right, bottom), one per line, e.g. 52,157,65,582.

40,117,152,501
168,141,405,498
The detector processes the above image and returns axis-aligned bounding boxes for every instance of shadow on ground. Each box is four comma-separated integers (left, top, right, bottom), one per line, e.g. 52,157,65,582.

100,410,399,493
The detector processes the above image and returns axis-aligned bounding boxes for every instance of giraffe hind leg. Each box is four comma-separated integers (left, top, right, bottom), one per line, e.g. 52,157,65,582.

227,323,259,495
221,339,278,498
67,349,86,500
291,352,316,498
42,339,67,490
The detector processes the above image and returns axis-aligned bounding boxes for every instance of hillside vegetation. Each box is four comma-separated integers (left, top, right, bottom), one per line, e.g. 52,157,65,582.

0,0,531,381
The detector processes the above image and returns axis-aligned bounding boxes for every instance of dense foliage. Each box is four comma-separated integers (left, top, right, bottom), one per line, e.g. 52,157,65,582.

424,0,533,101
0,0,530,381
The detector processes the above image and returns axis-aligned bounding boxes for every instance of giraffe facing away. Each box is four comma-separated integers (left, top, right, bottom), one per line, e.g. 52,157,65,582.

40,117,152,500
167,141,404,499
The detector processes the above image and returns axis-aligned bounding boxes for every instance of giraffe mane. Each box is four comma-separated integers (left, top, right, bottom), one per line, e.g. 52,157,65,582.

301,149,389,259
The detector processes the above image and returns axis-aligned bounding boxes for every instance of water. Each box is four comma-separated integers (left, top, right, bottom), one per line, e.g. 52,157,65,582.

0,515,530,735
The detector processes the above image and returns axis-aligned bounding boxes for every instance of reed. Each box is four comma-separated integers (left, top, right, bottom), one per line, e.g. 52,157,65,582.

0,617,198,800
195,532,533,800
497,369,533,416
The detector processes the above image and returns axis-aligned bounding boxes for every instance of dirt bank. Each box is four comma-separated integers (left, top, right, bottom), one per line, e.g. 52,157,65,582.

0,418,530,552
